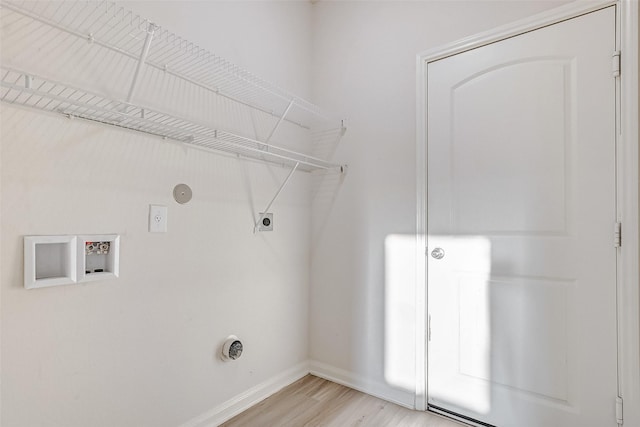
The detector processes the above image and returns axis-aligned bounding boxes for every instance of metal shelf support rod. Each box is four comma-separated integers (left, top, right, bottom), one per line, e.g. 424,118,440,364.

126,22,157,104
265,99,294,144
254,162,299,233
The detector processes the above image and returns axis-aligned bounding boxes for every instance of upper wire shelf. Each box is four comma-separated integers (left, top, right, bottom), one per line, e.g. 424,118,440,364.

0,0,346,173
0,0,341,129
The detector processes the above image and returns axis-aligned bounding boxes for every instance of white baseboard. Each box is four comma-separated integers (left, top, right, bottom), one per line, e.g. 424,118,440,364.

179,361,310,427
308,360,415,410
179,360,417,427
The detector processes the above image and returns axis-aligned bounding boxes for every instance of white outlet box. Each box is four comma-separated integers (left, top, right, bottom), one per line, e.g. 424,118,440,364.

77,234,120,283
149,205,168,233
258,212,273,231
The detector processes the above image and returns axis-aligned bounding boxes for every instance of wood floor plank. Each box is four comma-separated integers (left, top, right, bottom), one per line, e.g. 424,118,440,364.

220,375,464,427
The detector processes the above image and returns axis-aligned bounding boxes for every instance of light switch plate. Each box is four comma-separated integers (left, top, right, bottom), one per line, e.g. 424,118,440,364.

149,205,168,233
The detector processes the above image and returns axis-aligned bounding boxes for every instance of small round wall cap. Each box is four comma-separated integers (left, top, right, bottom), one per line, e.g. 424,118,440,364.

173,183,192,204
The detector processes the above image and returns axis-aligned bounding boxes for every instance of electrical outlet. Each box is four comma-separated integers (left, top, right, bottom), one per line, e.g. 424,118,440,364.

258,213,273,231
149,205,168,233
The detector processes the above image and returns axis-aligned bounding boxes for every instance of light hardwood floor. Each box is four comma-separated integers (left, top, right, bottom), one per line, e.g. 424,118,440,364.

220,375,464,427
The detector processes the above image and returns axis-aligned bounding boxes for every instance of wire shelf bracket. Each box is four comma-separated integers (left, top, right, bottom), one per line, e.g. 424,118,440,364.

126,22,158,105
254,162,300,234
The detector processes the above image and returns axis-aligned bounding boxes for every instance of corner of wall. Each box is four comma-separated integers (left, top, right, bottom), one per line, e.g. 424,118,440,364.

179,362,310,427
308,360,416,410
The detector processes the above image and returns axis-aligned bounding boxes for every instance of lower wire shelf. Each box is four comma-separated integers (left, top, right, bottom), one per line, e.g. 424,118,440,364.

0,67,345,173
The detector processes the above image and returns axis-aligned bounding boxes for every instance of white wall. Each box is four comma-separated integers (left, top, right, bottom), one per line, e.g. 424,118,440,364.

1,1,585,426
1,2,313,426
309,0,569,407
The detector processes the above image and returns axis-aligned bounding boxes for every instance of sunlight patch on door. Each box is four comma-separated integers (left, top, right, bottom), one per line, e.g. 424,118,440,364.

428,236,492,414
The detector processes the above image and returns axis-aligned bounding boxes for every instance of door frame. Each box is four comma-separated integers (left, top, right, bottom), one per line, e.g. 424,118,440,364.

415,1,639,425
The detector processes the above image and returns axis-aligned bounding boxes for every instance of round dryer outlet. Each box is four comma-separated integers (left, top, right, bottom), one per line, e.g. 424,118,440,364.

221,335,243,361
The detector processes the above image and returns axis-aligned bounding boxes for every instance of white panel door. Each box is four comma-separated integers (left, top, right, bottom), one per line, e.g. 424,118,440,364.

427,7,617,427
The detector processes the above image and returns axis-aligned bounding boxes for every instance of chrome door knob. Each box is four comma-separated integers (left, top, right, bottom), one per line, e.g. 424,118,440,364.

431,248,445,259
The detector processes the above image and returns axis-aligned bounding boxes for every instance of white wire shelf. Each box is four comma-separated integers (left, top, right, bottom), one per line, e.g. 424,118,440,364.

0,67,344,172
0,0,342,130
0,0,347,174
